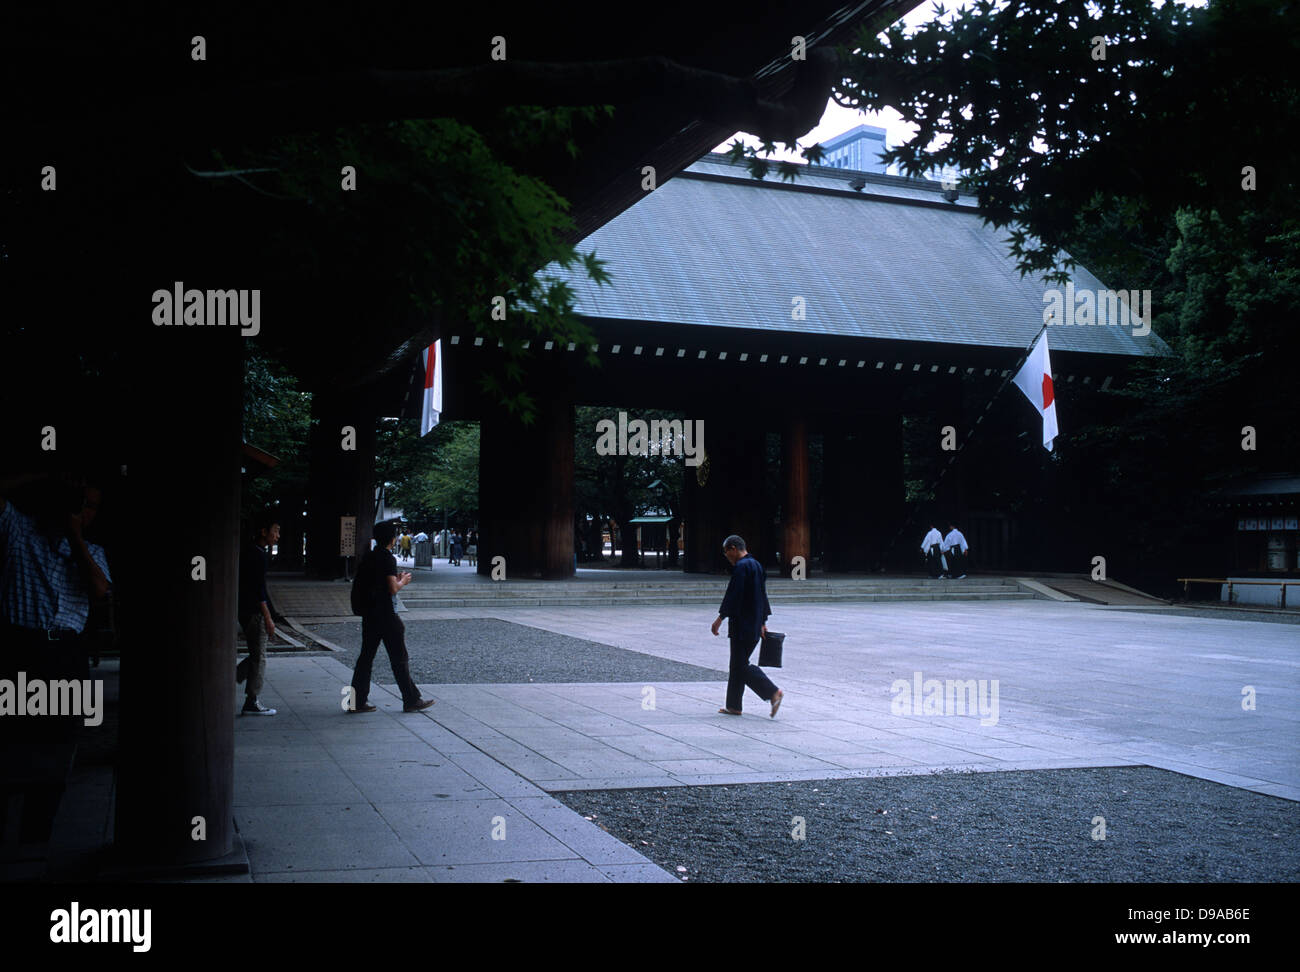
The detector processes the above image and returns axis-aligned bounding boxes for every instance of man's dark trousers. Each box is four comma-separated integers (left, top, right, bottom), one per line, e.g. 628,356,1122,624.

946,548,965,576
352,611,422,707
926,544,943,578
727,634,778,712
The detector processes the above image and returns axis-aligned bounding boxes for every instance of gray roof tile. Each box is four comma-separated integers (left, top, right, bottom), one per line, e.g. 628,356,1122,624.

547,155,1170,358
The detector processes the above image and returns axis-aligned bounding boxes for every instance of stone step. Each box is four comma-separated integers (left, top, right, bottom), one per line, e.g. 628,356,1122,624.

400,580,1019,595
399,590,1035,609
402,582,1019,597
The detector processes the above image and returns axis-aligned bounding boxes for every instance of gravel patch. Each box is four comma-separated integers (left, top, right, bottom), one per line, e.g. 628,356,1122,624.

555,768,1300,883
304,618,726,684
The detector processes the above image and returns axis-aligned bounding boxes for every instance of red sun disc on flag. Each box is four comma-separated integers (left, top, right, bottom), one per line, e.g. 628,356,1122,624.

1041,373,1054,409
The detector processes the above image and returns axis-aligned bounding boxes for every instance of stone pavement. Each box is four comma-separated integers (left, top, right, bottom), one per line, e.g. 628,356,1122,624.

229,599,1299,881
268,566,1039,617
231,656,676,883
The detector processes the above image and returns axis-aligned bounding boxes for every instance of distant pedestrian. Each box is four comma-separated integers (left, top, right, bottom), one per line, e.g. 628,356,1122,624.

921,523,944,578
466,529,477,567
236,512,279,715
943,523,969,579
400,531,412,560
450,531,463,566
347,521,435,714
710,535,783,717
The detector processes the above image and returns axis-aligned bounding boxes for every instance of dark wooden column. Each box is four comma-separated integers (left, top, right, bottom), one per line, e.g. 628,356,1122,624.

823,419,873,572
729,420,770,566
781,418,811,577
305,389,376,578
478,391,574,579
931,373,967,526
861,408,905,570
681,455,717,573
682,411,768,572
682,406,725,573
541,396,575,578
114,338,241,867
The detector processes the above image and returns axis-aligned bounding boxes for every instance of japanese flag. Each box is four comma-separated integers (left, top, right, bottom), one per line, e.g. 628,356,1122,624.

1012,332,1059,451
420,340,443,437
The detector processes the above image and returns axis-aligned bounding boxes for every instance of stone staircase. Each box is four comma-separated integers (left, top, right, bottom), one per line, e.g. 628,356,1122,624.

397,576,1035,610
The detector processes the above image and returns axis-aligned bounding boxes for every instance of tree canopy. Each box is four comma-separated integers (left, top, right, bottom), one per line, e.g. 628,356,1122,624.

731,0,1299,282
376,418,481,529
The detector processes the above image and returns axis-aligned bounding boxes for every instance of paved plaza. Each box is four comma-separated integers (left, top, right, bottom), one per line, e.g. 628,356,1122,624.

225,598,1299,881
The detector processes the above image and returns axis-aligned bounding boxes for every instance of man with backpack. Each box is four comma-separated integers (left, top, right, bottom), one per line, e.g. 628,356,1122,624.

347,521,435,714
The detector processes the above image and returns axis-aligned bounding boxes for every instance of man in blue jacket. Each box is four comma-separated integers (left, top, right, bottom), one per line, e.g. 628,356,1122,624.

710,535,784,717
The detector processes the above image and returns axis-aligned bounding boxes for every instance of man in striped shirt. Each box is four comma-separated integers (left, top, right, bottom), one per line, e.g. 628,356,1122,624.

1,476,110,637
1,474,111,737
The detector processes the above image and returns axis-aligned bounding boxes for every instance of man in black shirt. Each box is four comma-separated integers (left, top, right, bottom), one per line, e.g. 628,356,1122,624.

710,534,783,717
348,521,435,713
236,512,278,715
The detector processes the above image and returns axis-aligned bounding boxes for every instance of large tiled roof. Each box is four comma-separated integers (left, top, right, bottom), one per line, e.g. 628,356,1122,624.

548,154,1170,358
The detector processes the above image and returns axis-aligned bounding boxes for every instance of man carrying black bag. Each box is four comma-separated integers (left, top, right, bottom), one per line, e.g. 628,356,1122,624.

347,521,435,714
710,535,784,718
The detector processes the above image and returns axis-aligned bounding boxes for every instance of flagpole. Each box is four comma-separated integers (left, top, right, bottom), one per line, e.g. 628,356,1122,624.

882,319,1053,567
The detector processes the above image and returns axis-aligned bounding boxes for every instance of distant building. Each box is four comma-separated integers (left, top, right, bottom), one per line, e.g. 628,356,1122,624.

820,124,889,173
819,123,961,186
507,151,1171,574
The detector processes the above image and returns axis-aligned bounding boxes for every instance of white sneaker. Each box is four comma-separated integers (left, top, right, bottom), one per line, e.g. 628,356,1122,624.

242,698,276,716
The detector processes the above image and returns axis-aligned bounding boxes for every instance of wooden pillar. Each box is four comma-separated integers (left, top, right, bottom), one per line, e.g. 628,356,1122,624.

305,389,376,578
823,420,873,572
477,410,512,577
114,338,241,866
541,396,575,579
781,418,811,576
821,410,905,571
478,392,574,579
681,411,727,573
682,411,768,572
861,408,905,570
681,457,712,573
932,373,967,525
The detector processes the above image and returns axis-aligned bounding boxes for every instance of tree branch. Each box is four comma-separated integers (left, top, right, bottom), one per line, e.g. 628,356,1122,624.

22,51,843,148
